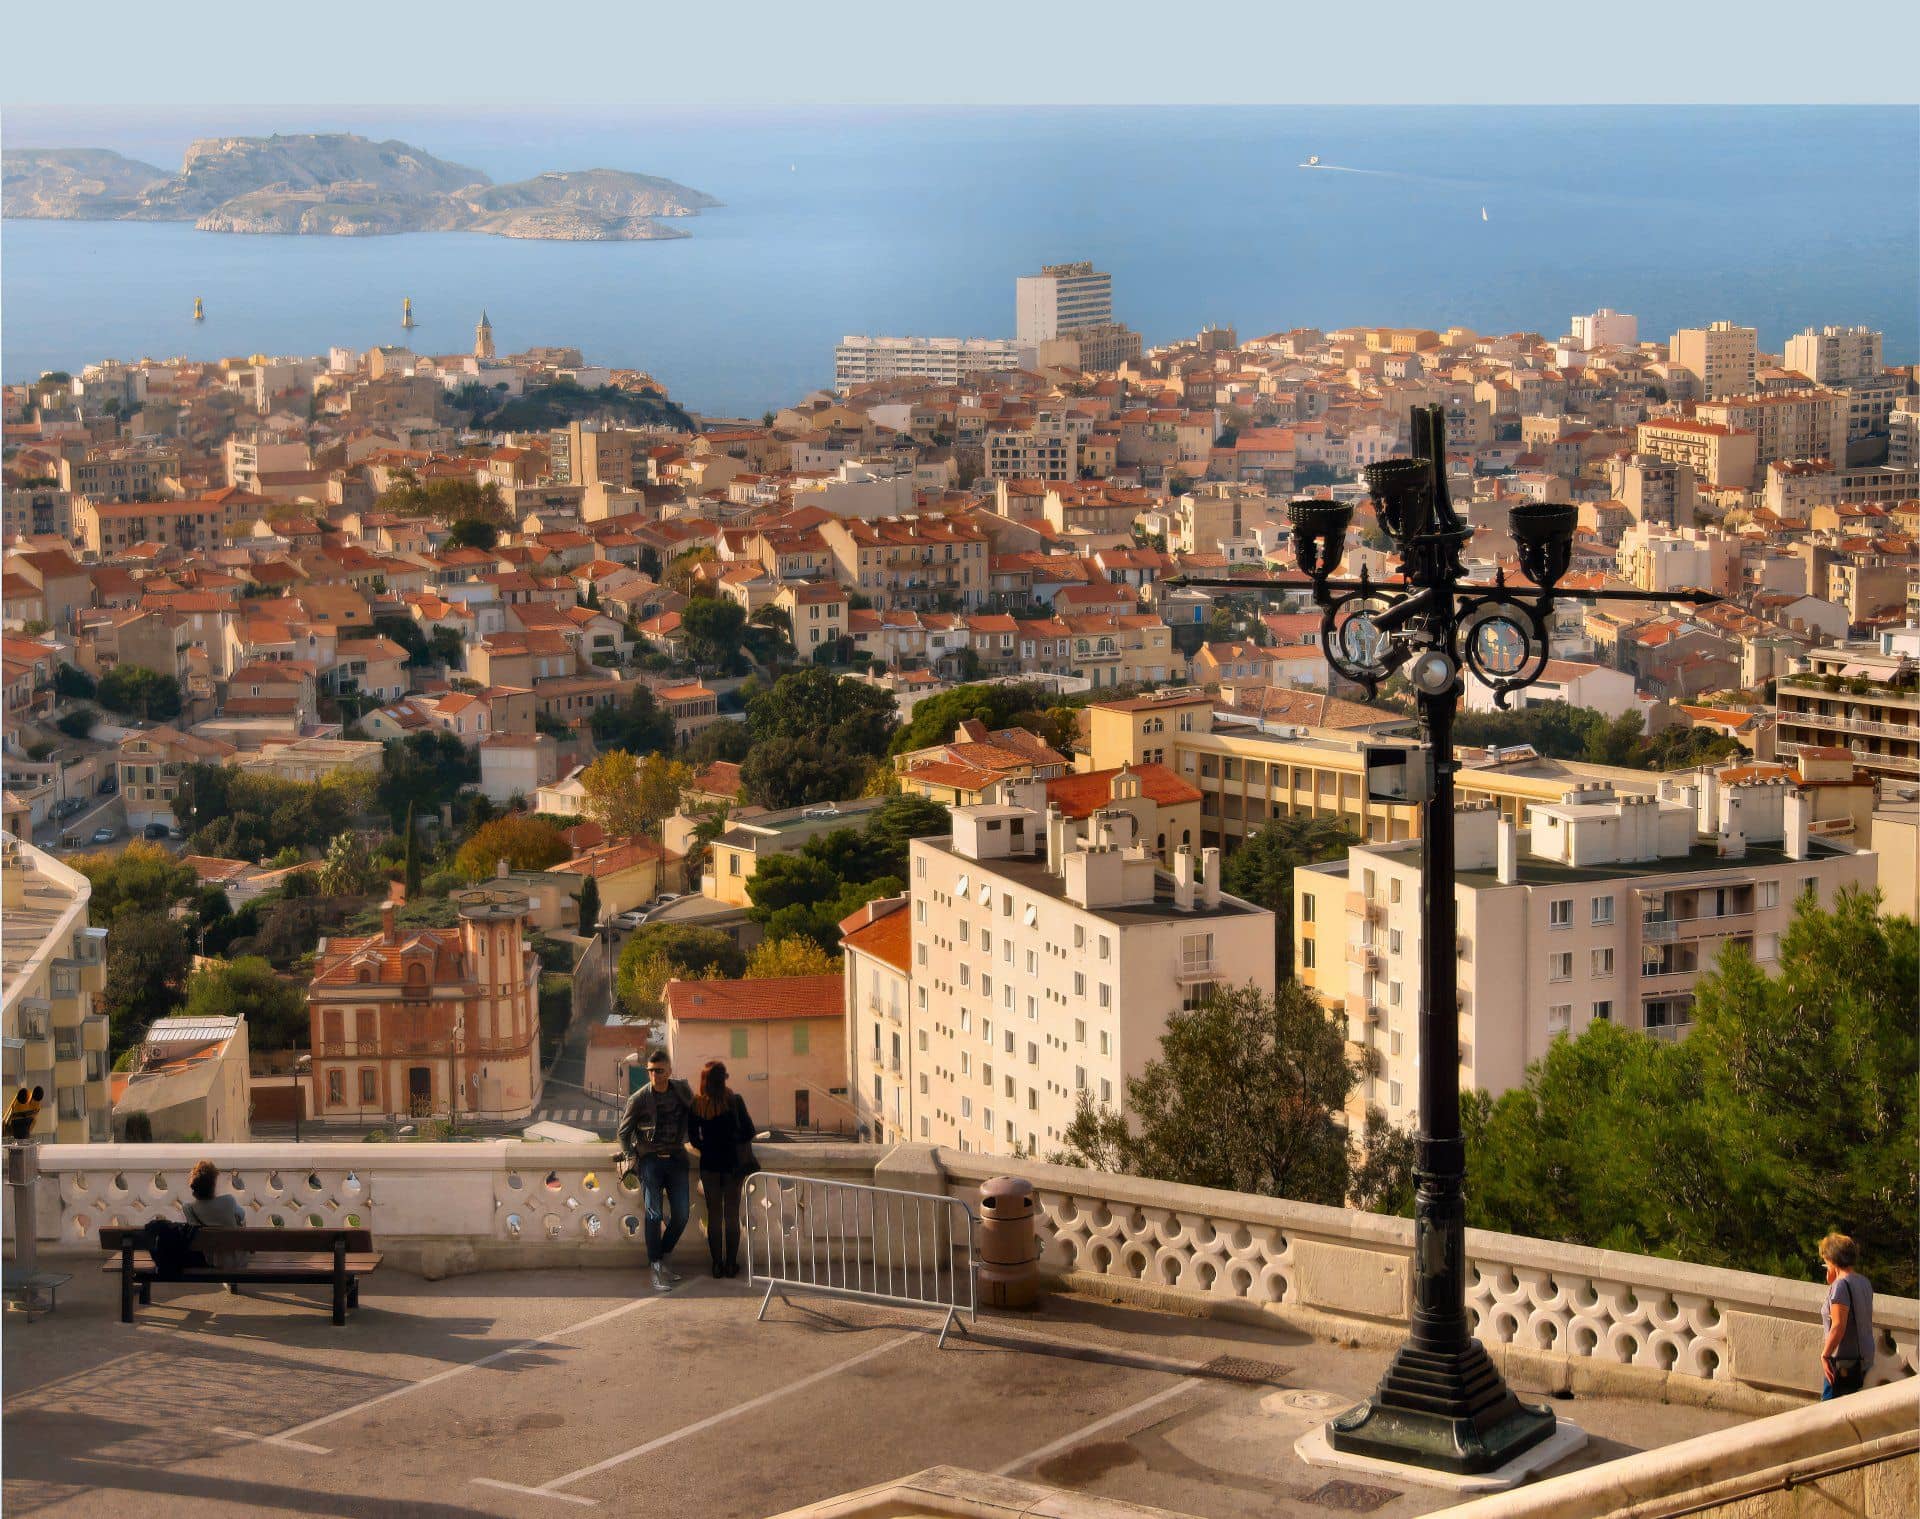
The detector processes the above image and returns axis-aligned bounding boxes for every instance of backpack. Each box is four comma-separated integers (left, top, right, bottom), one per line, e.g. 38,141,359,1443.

141,1217,201,1276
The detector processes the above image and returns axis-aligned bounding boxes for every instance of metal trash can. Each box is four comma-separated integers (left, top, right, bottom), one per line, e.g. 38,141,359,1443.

976,1175,1040,1309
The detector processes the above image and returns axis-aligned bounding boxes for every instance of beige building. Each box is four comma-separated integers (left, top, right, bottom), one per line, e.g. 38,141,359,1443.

663,974,853,1131
1775,646,1919,782
113,1014,251,1142
705,797,887,908
119,725,239,831
1782,325,1882,387
1696,391,1847,480
1296,780,1876,1131
839,896,914,1143
777,581,850,657
1669,321,1757,399
236,736,383,785
896,790,1275,1158
0,835,111,1142
1634,419,1760,491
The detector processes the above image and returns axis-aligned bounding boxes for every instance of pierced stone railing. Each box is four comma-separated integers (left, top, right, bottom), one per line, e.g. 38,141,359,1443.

8,1140,1913,1405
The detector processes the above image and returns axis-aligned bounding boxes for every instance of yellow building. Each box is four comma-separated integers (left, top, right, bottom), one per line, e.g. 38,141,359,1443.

1,835,111,1142
1081,688,1664,852
705,798,888,908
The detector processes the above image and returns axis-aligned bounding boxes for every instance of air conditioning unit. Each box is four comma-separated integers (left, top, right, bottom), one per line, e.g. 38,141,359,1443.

1365,1006,1383,1026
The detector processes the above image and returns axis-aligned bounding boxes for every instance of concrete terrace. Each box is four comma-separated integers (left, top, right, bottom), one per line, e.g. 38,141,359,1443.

4,1265,1749,1519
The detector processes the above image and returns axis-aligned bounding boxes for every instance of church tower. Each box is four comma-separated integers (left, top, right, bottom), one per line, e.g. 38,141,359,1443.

474,310,495,361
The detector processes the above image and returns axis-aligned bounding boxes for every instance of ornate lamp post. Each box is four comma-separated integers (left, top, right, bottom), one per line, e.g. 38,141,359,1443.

1170,404,1716,1474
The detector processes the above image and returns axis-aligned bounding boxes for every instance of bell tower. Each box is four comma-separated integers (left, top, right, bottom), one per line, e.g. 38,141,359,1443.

474,310,495,361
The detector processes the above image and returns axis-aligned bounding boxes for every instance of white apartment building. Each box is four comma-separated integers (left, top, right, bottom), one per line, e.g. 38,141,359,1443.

887,784,1274,1157
1,835,111,1142
1570,308,1638,351
1669,322,1757,400
834,335,1036,392
1015,261,1114,345
1296,780,1876,1130
1783,325,1883,387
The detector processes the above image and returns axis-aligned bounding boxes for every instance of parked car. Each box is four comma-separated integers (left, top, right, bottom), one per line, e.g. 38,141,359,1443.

54,798,86,820
90,826,117,845
612,909,647,930
99,776,117,795
649,893,682,909
142,823,170,841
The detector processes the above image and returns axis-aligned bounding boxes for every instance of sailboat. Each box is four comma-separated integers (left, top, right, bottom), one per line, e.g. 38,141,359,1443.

401,297,416,330
193,297,204,322
1481,206,1489,222
1302,155,1321,168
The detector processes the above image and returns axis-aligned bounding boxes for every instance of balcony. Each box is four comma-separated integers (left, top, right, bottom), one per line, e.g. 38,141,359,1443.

1344,943,1380,972
1172,952,1217,984
1344,891,1383,923
1,1140,1911,1518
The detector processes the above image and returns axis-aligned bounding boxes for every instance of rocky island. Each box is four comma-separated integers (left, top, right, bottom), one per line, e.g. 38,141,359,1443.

2,132,720,241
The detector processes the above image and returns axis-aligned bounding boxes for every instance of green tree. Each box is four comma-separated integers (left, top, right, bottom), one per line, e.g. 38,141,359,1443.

579,750,691,840
682,720,753,766
372,613,431,668
615,923,745,1015
1463,889,1917,1295
1220,814,1357,978
887,681,1063,755
96,664,182,721
182,956,310,1051
746,667,897,758
56,707,97,740
53,663,96,701
740,734,868,810
101,911,193,1055
317,831,377,897
576,874,600,937
589,686,676,755
663,546,718,596
444,517,499,551
376,730,477,825
863,793,952,876
681,595,749,671
429,626,466,671
743,936,842,978
744,828,903,950
403,803,422,896
72,841,198,922
1050,982,1363,1206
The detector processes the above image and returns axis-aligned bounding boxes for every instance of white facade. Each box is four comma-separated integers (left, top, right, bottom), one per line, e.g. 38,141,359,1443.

889,789,1274,1158
1297,783,1878,1128
1783,325,1883,387
1463,658,1645,720
834,335,1035,392
1015,261,1114,345
1570,308,1638,351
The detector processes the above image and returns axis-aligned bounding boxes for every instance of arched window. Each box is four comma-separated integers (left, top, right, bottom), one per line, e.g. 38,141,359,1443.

357,967,372,984
1182,829,1192,846
405,962,427,987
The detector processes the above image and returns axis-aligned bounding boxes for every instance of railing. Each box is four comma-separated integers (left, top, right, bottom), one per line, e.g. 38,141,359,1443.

1775,708,1918,741
744,1170,976,1348
6,1140,1914,1403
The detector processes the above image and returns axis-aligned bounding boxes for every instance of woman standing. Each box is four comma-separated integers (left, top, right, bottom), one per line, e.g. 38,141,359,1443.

1817,1233,1875,1399
689,1060,757,1278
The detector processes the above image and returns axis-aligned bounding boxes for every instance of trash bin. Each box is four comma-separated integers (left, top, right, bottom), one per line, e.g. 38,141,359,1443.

977,1175,1040,1309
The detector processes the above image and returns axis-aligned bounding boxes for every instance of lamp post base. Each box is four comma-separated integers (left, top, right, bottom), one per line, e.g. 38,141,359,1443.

1326,1339,1557,1475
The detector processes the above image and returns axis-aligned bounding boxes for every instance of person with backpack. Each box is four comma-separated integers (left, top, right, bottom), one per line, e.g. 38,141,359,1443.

618,1049,695,1291
1818,1233,1876,1399
689,1060,758,1278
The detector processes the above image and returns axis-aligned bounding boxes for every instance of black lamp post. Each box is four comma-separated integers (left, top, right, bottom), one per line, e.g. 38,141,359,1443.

1169,404,1717,1475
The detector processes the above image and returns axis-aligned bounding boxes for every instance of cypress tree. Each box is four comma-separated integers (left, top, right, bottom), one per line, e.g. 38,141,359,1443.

577,875,600,937
403,802,421,896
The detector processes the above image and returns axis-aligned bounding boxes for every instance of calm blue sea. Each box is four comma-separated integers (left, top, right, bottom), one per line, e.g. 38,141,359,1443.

3,106,1915,416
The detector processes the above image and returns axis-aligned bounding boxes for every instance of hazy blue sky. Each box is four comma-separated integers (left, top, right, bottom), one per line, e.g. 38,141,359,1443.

4,1,1917,106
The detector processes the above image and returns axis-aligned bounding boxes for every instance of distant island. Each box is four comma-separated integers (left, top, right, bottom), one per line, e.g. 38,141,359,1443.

1,132,720,241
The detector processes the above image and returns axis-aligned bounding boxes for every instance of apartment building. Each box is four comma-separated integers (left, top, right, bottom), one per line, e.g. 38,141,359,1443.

58,450,174,502
549,423,648,489
986,418,1078,483
118,725,239,831
664,975,852,1131
1765,460,1920,517
0,835,111,1142
1295,780,1875,1130
891,790,1274,1157
834,335,1034,392
1015,261,1114,345
2,484,74,543
1606,454,1696,529
1668,322,1757,399
1570,308,1638,350
840,896,914,1143
817,515,990,610
1634,420,1760,492
1775,646,1919,781
307,888,544,1126
1783,326,1883,387
1696,391,1848,481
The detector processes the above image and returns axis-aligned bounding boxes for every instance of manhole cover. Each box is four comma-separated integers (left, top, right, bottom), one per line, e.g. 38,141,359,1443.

1267,1389,1352,1414
1303,1478,1401,1512
1198,1354,1291,1385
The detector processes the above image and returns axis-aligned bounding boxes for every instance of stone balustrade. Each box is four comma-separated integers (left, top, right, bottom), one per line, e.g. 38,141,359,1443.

7,1139,1913,1405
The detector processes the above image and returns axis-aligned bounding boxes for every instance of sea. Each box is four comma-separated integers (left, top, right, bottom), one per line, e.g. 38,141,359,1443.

2,106,1916,417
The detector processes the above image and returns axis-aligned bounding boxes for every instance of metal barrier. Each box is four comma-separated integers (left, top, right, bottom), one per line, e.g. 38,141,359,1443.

744,1171,977,1348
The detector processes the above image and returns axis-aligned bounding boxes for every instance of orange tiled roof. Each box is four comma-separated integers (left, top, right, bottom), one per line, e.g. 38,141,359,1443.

1045,763,1201,819
839,903,911,973
664,974,843,1023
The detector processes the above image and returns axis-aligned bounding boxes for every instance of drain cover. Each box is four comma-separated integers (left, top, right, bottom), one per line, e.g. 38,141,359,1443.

1303,1478,1401,1512
1198,1354,1291,1385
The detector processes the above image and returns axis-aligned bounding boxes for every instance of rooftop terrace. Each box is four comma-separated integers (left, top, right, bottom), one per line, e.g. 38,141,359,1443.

4,1142,1915,1519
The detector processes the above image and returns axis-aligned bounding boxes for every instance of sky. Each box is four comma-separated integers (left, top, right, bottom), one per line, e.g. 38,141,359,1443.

3,1,1918,107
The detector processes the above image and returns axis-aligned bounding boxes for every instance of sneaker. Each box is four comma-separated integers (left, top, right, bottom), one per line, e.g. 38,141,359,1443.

650,1262,672,1291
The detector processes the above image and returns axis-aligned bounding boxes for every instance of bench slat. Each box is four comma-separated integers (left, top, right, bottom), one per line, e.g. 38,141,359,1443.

103,1254,382,1275
99,1227,374,1252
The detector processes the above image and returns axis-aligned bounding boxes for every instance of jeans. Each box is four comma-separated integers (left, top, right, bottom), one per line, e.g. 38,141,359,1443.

639,1153,690,1265
701,1170,744,1266
1821,1362,1867,1400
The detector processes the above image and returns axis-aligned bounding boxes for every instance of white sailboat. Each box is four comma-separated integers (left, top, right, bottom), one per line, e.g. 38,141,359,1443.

1481,206,1489,222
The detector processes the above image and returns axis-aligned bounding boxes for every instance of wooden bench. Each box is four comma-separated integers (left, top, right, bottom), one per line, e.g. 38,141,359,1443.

99,1226,381,1325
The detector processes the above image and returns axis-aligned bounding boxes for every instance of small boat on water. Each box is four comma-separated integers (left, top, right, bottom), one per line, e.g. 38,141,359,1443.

193,297,204,322
1302,155,1321,167
1481,206,1489,222
402,296,416,329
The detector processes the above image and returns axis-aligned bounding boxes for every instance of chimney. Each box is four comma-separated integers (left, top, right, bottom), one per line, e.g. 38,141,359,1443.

496,856,510,879
1719,790,1747,859
1697,769,1719,836
381,899,398,941
1172,846,1195,911
1200,847,1221,908
1784,788,1811,861
1496,816,1518,885
1046,805,1066,875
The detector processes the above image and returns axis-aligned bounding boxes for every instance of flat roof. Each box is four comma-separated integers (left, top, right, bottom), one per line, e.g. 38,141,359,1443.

918,837,1265,925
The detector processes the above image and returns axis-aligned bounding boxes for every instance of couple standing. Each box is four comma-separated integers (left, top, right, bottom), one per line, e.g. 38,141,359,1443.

617,1049,758,1290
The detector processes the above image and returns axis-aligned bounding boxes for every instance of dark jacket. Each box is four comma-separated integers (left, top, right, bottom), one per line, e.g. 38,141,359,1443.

688,1093,756,1175
618,1077,695,1158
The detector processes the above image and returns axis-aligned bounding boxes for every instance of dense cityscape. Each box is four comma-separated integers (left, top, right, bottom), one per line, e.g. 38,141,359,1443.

3,245,1916,1510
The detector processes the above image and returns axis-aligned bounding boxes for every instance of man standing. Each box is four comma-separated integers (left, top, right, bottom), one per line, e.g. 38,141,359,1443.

619,1049,694,1291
